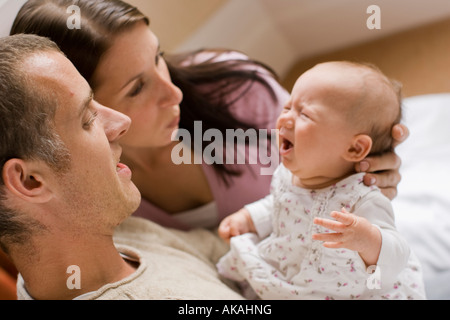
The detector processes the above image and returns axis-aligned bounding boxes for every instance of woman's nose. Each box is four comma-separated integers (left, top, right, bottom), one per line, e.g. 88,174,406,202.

97,102,131,142
156,71,183,108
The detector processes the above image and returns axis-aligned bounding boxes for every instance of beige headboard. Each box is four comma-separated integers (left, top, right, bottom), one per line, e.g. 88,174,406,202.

282,17,450,98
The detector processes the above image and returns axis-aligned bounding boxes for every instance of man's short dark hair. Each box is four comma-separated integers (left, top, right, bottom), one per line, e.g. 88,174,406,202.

0,34,70,252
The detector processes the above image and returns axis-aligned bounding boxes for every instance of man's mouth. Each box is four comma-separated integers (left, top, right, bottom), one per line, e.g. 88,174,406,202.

116,162,132,177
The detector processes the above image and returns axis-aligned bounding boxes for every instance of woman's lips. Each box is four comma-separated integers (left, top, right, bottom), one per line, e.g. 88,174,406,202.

167,116,180,129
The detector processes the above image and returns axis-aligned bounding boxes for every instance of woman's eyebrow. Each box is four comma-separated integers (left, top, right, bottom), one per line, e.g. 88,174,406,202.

119,39,160,91
120,72,143,91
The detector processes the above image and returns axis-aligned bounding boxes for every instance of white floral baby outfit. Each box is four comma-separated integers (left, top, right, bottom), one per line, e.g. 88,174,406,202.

217,164,425,300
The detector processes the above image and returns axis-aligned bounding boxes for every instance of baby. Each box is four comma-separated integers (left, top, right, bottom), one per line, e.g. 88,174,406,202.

217,61,425,300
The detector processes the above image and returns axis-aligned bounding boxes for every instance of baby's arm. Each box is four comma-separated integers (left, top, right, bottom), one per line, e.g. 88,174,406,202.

218,208,256,243
312,209,381,266
313,191,410,283
218,194,274,243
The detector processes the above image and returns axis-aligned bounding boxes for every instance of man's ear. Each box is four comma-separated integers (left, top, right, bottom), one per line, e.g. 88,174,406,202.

2,159,53,203
342,134,373,162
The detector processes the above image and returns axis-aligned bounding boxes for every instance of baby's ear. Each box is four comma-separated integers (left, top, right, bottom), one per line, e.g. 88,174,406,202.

343,134,372,162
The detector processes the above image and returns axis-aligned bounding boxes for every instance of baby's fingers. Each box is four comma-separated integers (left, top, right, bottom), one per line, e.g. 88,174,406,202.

330,210,357,227
313,208,356,233
312,232,344,248
218,220,232,242
312,231,340,242
313,217,346,233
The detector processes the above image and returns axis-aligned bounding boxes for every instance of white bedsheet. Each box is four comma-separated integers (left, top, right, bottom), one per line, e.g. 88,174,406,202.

393,93,450,299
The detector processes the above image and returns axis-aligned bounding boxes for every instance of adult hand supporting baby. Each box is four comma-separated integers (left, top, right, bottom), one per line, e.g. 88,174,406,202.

356,123,409,200
312,208,382,267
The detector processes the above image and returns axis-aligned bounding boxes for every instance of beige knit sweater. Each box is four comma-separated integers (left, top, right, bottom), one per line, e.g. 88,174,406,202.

17,217,244,300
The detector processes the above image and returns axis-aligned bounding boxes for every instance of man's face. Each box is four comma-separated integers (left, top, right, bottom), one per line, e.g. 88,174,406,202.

23,51,141,231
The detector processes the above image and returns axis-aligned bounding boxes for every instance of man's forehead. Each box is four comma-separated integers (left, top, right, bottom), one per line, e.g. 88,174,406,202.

23,51,77,84
23,50,61,70
22,51,91,110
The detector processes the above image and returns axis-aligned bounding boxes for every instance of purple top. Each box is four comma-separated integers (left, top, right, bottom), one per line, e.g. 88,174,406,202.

133,51,290,230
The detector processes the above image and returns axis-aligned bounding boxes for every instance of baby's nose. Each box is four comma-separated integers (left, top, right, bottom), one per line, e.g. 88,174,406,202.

283,119,294,129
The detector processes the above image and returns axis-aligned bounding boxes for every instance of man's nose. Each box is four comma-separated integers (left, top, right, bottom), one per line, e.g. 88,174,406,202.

96,102,131,142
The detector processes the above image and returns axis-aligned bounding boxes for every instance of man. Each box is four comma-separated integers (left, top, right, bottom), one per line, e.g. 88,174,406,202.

0,34,243,300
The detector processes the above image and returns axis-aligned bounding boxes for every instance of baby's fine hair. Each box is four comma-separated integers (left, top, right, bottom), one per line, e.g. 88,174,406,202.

332,61,402,156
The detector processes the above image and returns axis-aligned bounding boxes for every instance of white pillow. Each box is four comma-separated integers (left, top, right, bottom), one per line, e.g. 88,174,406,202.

393,93,450,298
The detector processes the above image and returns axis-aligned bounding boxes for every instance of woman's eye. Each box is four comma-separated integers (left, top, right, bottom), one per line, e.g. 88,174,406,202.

129,81,144,97
155,51,165,66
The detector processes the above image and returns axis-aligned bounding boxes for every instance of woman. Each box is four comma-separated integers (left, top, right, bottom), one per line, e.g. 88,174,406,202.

10,0,407,230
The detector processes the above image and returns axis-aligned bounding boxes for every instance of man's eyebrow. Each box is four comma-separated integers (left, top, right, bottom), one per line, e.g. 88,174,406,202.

78,89,94,117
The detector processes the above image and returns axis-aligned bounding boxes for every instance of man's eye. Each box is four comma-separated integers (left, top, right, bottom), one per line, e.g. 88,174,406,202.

83,111,98,129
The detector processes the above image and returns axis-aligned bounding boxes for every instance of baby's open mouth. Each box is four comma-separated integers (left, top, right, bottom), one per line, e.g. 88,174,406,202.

280,137,294,154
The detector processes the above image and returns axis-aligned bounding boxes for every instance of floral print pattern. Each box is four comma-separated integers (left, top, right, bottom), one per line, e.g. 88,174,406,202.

217,166,425,300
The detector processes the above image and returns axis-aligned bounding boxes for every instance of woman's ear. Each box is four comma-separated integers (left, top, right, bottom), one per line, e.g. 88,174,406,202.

342,134,373,162
2,159,53,204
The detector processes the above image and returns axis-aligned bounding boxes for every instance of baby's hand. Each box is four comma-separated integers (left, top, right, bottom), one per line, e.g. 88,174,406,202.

218,208,256,243
312,208,381,266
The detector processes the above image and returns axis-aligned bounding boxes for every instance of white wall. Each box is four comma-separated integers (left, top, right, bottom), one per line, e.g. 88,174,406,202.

175,0,450,78
0,0,28,37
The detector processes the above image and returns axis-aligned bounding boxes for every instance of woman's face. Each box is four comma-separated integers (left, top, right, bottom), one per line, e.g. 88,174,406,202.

92,21,183,148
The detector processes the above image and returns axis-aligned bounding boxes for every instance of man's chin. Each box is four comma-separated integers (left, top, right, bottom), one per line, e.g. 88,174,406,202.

118,187,142,222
